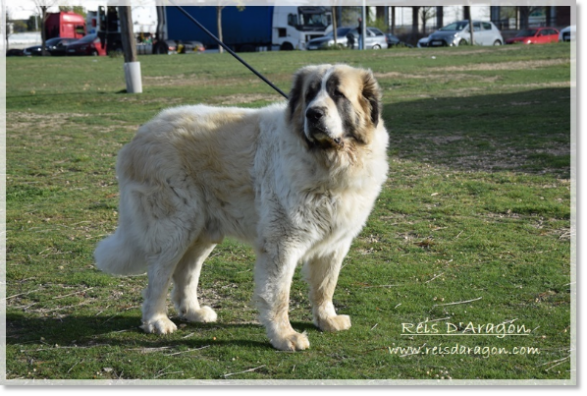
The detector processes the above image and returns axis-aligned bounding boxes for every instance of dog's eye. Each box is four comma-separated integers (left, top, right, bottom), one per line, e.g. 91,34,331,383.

334,89,345,99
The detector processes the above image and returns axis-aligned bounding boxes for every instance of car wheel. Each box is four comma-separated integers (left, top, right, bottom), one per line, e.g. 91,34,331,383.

280,42,294,51
372,44,381,50
458,39,468,46
92,50,98,56
493,40,502,46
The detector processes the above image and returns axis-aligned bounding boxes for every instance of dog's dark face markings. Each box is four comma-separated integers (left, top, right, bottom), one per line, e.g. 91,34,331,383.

288,64,382,152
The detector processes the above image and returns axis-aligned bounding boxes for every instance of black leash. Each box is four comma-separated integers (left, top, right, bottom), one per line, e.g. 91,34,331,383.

170,3,289,99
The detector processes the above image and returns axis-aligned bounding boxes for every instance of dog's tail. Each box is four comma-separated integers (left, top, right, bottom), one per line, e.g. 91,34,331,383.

94,228,147,275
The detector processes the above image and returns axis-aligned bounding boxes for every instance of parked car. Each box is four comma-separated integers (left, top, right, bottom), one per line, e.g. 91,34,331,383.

306,26,387,50
424,20,504,47
385,33,413,48
152,39,205,54
47,37,78,56
6,48,24,56
22,37,78,56
417,36,430,48
559,25,575,42
65,33,106,56
506,27,559,44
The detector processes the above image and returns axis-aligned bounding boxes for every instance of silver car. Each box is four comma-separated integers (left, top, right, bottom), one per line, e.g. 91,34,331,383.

307,26,388,50
426,20,504,47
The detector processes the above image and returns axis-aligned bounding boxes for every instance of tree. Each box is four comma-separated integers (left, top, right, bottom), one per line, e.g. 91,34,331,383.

216,6,224,53
341,7,361,26
419,6,436,35
331,6,338,46
436,6,444,30
32,0,58,56
518,6,543,29
498,6,517,29
215,3,245,53
465,6,474,45
5,8,12,50
411,6,420,40
27,15,38,31
391,6,395,34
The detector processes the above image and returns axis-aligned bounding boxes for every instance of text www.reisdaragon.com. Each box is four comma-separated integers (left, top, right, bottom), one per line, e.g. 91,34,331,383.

389,344,541,358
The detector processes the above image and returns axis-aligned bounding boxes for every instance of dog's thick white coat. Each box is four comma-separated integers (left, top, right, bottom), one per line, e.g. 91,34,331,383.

95,64,389,351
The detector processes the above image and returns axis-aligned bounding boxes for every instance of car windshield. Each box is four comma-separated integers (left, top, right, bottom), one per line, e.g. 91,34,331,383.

75,34,98,44
299,12,329,28
516,29,538,37
439,21,468,31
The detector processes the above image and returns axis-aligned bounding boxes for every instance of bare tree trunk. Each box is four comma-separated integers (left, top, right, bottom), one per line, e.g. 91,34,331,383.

40,6,48,56
545,6,552,26
421,9,426,36
411,6,420,41
332,7,338,45
217,6,224,54
465,6,475,45
436,6,443,30
119,6,137,63
519,6,530,29
391,6,395,34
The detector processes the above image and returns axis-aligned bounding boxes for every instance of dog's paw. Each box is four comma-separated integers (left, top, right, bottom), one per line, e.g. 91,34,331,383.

270,331,310,351
182,306,218,323
141,316,178,335
316,314,351,332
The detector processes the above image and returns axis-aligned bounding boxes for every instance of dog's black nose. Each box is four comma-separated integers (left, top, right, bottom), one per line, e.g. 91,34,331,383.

306,107,326,121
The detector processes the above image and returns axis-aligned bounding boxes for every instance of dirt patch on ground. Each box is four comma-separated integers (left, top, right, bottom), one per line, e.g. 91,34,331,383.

375,71,429,79
7,112,92,131
217,93,284,105
115,96,185,106
503,81,571,89
376,71,499,84
434,58,569,72
143,74,265,88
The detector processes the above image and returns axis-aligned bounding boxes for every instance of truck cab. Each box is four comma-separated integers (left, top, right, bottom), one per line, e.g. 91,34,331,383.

273,6,332,50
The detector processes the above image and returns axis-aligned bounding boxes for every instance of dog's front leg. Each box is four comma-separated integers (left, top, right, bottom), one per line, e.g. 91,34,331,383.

305,241,353,332
254,246,309,351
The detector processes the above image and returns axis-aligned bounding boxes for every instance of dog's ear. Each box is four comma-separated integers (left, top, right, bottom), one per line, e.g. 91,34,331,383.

362,69,382,127
288,68,307,122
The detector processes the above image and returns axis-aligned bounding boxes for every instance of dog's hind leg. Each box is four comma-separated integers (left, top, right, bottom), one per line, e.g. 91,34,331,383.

304,241,353,332
171,238,218,323
141,246,189,335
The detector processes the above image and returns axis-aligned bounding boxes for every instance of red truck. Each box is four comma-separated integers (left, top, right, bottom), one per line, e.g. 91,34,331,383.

45,11,86,39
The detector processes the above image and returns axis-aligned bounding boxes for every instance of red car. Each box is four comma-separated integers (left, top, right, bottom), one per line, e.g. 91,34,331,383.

66,33,107,56
506,27,559,44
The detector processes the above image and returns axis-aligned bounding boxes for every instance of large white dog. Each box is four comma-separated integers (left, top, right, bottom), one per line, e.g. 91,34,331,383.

95,64,389,351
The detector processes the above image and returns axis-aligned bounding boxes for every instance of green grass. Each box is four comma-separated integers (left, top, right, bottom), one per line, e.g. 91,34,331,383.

5,43,572,381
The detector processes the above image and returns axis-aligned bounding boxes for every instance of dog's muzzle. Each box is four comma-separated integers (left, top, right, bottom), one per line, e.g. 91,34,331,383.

305,107,343,148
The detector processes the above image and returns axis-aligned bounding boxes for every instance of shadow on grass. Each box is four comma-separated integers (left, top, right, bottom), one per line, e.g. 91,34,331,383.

6,313,318,350
384,88,571,177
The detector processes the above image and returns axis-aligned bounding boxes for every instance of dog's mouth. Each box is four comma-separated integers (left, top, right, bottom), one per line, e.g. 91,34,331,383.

306,126,344,149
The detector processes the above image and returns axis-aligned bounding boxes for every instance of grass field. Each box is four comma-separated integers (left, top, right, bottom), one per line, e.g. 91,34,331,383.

4,43,572,381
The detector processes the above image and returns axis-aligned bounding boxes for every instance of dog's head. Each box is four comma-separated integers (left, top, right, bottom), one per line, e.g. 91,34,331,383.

287,64,382,152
